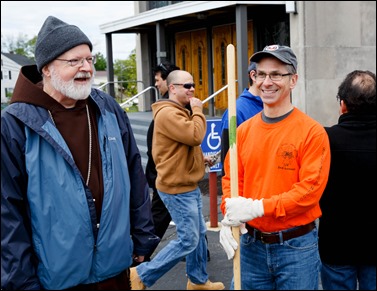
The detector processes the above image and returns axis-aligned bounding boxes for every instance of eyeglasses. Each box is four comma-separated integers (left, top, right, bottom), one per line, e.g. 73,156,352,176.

55,56,97,67
254,72,292,82
173,83,195,89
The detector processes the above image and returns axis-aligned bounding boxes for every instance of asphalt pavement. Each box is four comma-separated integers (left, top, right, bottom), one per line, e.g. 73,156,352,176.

144,180,323,290
147,190,233,290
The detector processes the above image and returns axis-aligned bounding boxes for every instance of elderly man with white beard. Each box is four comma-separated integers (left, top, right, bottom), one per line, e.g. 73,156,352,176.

1,16,159,290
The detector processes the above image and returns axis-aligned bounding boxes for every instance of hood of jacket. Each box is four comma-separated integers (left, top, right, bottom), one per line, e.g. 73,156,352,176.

10,65,61,110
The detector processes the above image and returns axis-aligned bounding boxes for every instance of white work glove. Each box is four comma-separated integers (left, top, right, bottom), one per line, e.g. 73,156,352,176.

219,224,237,260
224,197,264,226
219,214,248,260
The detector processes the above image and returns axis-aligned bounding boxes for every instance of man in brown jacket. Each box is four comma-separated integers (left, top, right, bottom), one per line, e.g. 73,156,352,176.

130,70,224,290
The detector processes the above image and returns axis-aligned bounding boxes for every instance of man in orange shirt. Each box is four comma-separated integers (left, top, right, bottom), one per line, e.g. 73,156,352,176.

220,45,331,290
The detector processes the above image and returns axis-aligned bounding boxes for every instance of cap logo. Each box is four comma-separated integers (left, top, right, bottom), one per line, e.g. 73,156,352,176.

264,45,280,51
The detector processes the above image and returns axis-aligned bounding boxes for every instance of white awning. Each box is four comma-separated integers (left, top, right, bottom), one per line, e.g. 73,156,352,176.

99,1,289,34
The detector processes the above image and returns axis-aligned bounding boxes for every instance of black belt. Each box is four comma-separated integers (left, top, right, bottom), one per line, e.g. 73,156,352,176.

245,222,315,244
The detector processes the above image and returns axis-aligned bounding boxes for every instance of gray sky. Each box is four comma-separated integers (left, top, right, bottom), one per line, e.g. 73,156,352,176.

1,1,136,60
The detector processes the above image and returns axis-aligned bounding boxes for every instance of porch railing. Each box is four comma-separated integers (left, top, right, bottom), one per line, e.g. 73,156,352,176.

97,81,234,109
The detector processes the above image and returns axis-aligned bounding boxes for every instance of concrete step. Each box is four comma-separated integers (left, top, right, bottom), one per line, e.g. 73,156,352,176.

128,111,153,171
131,123,149,136
133,133,147,147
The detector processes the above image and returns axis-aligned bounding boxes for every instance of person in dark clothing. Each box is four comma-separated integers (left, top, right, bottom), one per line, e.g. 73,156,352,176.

319,70,376,290
1,16,159,290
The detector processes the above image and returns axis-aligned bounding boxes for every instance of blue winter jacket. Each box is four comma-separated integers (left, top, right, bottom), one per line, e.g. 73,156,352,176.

1,65,159,290
220,88,263,175
220,88,263,132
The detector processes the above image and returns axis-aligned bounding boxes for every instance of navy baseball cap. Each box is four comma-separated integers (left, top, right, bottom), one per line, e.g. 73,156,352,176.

247,61,257,73
250,45,297,71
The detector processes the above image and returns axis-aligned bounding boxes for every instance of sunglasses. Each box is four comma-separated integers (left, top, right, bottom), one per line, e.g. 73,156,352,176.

173,83,195,89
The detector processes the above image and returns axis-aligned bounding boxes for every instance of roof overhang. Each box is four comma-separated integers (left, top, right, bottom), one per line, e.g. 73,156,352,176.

100,1,292,34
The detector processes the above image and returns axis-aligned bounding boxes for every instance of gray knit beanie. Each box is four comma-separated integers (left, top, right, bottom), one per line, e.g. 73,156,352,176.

35,16,93,73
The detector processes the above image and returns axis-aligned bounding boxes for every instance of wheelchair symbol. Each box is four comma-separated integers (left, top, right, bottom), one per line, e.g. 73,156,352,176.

206,123,221,150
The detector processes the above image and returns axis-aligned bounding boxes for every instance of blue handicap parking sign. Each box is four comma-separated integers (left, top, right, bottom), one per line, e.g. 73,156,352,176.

201,119,222,172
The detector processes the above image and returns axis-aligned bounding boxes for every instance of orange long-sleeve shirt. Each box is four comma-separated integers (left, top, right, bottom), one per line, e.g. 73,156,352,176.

221,108,330,232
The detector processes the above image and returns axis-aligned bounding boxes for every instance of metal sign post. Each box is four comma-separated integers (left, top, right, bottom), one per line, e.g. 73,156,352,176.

201,119,222,227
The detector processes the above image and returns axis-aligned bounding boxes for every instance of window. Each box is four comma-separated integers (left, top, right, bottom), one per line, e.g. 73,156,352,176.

148,1,183,10
198,46,203,85
181,48,186,70
5,88,14,98
221,42,226,85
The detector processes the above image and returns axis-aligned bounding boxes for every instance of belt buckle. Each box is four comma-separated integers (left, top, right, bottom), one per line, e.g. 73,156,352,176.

260,231,271,244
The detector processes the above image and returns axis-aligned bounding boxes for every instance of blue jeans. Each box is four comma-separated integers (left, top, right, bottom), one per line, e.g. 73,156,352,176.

136,187,209,287
321,263,376,290
230,226,320,290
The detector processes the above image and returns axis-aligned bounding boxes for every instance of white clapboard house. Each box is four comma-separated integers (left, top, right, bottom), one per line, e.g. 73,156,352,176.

1,52,35,104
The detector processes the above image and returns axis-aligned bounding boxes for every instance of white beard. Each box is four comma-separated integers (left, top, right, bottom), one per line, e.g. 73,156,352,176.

50,67,94,100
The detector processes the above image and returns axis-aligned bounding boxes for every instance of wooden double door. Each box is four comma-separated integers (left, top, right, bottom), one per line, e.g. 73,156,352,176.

175,22,254,112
